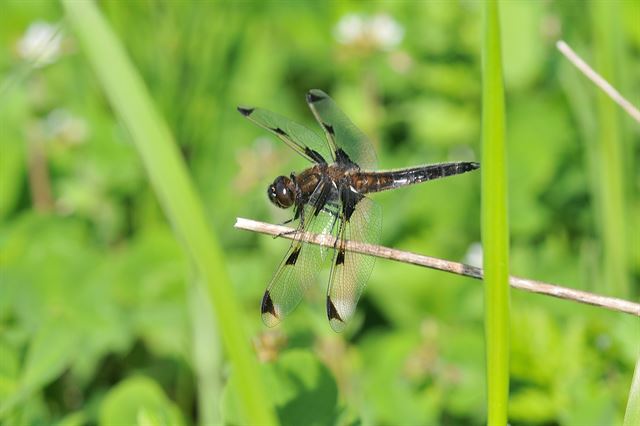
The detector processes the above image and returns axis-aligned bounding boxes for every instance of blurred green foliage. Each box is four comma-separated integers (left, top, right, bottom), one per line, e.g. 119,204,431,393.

0,1,638,425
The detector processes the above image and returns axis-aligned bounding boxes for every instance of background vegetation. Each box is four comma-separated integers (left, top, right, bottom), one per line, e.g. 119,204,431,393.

1,1,638,425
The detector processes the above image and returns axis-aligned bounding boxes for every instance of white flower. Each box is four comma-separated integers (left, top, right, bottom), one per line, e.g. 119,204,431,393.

334,13,366,45
369,14,404,50
17,21,63,67
334,13,404,50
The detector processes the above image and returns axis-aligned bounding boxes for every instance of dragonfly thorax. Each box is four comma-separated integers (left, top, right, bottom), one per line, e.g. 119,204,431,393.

267,175,296,209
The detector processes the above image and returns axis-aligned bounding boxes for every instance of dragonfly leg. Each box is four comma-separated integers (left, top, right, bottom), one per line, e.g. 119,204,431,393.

274,206,305,239
274,221,299,239
274,228,298,239
279,217,295,225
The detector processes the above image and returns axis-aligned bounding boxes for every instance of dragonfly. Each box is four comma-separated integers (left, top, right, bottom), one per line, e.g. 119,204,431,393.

238,89,479,332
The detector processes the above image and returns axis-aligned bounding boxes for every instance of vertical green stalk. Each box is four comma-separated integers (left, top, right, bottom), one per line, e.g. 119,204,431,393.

61,2,278,425
624,357,640,426
481,1,510,424
590,0,629,298
189,280,222,426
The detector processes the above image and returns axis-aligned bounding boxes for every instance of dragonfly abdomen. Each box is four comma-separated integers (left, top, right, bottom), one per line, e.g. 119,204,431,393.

354,161,479,194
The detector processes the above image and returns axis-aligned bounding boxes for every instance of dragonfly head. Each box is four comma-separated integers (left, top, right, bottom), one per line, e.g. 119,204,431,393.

268,175,296,209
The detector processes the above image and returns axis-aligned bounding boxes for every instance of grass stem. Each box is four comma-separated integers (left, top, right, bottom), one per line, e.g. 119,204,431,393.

481,1,510,423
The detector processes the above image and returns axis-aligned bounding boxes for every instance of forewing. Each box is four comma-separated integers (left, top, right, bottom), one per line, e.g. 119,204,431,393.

261,183,338,327
306,89,378,169
237,106,331,164
326,196,382,332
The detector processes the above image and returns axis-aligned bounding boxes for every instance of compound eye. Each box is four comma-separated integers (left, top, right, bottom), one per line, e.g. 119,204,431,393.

267,184,278,204
267,176,294,208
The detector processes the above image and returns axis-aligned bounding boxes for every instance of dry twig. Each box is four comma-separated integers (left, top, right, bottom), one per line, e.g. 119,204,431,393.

235,217,640,317
556,40,640,123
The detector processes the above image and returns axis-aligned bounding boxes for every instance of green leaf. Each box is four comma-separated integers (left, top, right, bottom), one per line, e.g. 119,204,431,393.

273,351,339,426
405,98,478,147
55,411,88,426
499,0,546,90
0,89,27,219
222,350,339,426
508,388,556,423
20,319,78,392
0,340,20,403
0,317,79,417
359,330,442,425
99,376,185,426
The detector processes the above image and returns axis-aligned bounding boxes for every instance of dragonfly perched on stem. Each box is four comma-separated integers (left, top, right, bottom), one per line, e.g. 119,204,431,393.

238,89,479,331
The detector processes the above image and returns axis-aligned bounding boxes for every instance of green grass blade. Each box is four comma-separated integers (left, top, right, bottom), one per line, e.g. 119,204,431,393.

189,279,223,426
590,0,629,298
624,357,640,426
481,1,510,424
60,2,278,425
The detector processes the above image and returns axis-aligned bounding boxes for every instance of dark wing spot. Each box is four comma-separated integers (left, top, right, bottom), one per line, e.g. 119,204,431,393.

306,89,326,103
285,247,301,265
340,186,363,221
323,123,335,136
237,106,254,116
335,148,358,169
261,290,277,317
311,182,332,217
335,248,345,265
326,296,343,322
272,127,288,136
305,148,326,164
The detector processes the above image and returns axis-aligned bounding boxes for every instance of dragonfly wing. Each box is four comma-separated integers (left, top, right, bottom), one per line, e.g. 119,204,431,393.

237,106,332,164
261,181,338,327
306,89,378,170
326,195,382,332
